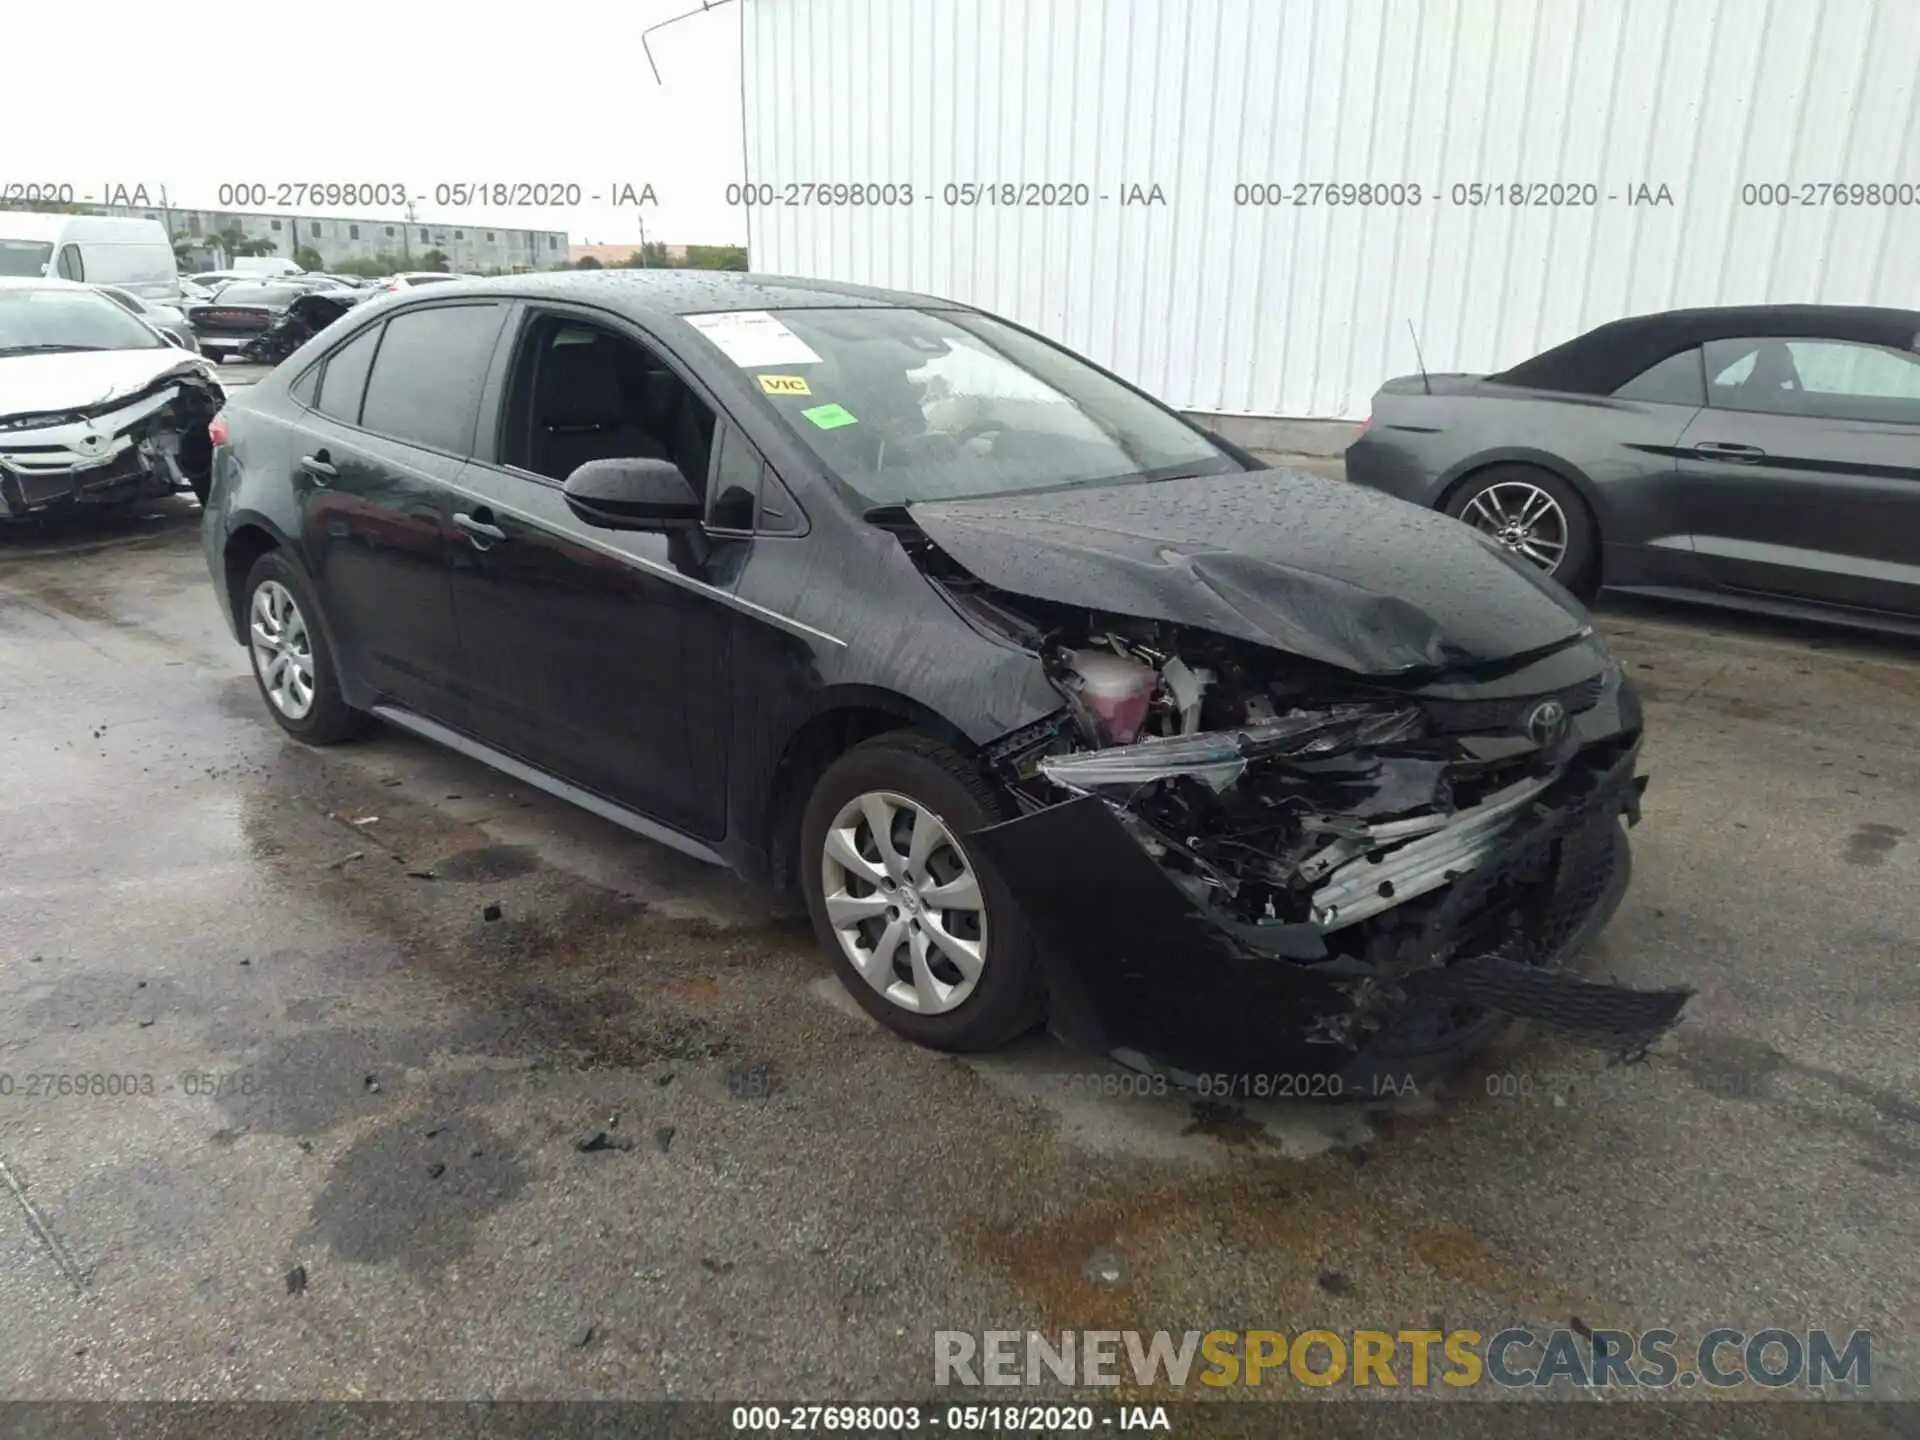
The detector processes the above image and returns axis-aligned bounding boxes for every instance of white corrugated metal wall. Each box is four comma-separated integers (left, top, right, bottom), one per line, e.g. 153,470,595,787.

741,0,1920,420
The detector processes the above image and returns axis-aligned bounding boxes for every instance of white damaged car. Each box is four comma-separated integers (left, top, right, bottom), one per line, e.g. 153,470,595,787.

0,277,225,517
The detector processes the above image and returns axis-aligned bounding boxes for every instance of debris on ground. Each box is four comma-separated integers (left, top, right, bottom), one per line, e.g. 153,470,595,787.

700,1258,735,1275
427,1163,446,1179
325,851,365,870
285,1264,307,1295
482,903,503,922
1319,1271,1355,1296
655,1126,675,1153
406,870,436,881
570,1325,596,1349
576,1130,634,1154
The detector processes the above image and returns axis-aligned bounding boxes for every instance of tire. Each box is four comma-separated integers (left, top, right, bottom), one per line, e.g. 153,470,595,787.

239,550,369,744
800,732,1046,1052
1444,464,1599,599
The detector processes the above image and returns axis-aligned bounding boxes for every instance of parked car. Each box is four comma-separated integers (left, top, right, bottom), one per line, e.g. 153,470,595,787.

0,277,223,515
93,283,200,352
235,287,370,365
201,271,1689,1086
184,280,348,362
230,256,306,278
0,213,183,304
372,271,474,293
1344,304,1920,632
178,276,217,305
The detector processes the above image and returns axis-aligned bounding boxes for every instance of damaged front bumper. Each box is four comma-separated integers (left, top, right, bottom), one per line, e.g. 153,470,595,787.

0,375,222,518
970,732,1690,1092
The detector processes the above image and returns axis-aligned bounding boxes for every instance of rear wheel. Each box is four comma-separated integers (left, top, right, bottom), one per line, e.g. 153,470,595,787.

241,551,368,744
1444,465,1598,598
800,733,1046,1052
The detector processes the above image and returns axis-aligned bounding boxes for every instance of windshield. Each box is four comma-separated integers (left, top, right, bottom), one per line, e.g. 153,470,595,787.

0,239,56,278
0,285,165,353
694,308,1238,505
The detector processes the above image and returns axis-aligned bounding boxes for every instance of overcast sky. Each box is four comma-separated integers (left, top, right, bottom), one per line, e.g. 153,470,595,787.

9,0,749,247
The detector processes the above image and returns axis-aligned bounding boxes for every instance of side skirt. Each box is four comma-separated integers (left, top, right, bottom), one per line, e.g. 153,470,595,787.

369,705,729,868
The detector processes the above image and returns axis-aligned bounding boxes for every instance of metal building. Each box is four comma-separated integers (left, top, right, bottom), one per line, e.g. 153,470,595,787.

105,205,570,274
741,0,1920,433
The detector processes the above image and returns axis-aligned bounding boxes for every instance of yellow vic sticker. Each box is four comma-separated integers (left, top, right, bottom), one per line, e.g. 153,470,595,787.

759,374,812,396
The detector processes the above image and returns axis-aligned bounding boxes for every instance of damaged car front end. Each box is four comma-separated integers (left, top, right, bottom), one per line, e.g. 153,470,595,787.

874,479,1691,1089
0,279,224,517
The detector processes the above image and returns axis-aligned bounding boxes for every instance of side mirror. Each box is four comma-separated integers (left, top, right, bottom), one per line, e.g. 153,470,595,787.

562,457,702,532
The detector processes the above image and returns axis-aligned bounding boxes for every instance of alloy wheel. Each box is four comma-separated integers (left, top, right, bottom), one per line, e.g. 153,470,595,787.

821,790,988,1014
248,579,317,720
1460,481,1569,573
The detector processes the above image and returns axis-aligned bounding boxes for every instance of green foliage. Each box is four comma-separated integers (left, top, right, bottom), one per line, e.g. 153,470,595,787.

418,248,450,273
574,254,604,269
326,254,405,278
683,244,749,271
294,246,324,271
215,225,278,258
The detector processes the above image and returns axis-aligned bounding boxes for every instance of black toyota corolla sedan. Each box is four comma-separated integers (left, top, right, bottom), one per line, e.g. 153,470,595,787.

1345,305,1920,635
201,270,1688,1090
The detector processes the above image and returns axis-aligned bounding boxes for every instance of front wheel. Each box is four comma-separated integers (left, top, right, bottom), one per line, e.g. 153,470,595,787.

799,733,1046,1052
1444,465,1598,598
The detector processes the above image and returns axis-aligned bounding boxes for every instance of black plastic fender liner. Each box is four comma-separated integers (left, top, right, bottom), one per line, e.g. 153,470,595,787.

965,795,1356,1069
1417,957,1693,1041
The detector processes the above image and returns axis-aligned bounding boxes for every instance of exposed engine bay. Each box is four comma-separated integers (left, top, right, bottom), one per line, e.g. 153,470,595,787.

884,511,1693,1072
0,367,223,518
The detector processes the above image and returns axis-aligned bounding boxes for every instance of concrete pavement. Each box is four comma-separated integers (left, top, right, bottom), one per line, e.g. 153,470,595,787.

0,499,1915,1428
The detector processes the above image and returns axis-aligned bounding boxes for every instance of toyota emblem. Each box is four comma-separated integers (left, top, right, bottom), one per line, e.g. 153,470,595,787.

1525,699,1569,747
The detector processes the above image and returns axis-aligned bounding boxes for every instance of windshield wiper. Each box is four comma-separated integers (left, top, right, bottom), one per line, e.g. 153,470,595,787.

0,344,108,356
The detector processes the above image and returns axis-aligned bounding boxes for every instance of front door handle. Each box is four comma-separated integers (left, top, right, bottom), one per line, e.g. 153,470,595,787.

454,510,507,547
1693,441,1766,462
299,451,337,481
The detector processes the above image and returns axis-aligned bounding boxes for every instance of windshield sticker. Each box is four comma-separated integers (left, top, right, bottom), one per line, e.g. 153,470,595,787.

685,311,822,368
801,402,858,430
759,374,812,396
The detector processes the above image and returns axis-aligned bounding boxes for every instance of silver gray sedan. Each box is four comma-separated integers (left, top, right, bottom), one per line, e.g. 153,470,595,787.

93,284,200,353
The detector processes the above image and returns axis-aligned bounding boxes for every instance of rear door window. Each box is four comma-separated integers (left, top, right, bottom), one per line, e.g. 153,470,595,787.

1612,347,1705,406
358,303,507,455
56,246,84,281
314,323,383,425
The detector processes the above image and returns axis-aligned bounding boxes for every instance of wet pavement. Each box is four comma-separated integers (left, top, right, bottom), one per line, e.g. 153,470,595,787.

1,497,1916,1428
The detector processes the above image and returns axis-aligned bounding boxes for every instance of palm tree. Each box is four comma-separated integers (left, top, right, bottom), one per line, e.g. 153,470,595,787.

215,225,279,259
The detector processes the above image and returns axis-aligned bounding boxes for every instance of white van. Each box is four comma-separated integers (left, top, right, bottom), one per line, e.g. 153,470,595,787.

0,213,182,303
231,256,305,277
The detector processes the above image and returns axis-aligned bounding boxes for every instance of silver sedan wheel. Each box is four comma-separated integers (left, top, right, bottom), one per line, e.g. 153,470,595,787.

248,579,317,720
821,790,987,1015
1461,481,1568,573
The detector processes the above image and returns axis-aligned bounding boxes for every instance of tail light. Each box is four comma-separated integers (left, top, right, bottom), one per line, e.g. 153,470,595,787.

208,412,229,446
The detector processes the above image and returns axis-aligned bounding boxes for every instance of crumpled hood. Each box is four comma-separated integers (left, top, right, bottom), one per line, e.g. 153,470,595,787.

0,348,216,423
908,468,1591,675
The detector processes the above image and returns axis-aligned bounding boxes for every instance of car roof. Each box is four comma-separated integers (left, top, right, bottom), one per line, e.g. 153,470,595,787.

0,275,90,292
425,268,963,319
1495,304,1920,394
0,213,67,241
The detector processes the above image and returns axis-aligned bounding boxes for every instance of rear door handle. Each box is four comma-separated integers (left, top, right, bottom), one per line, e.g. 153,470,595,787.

299,452,337,480
454,510,507,546
1693,441,1766,462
